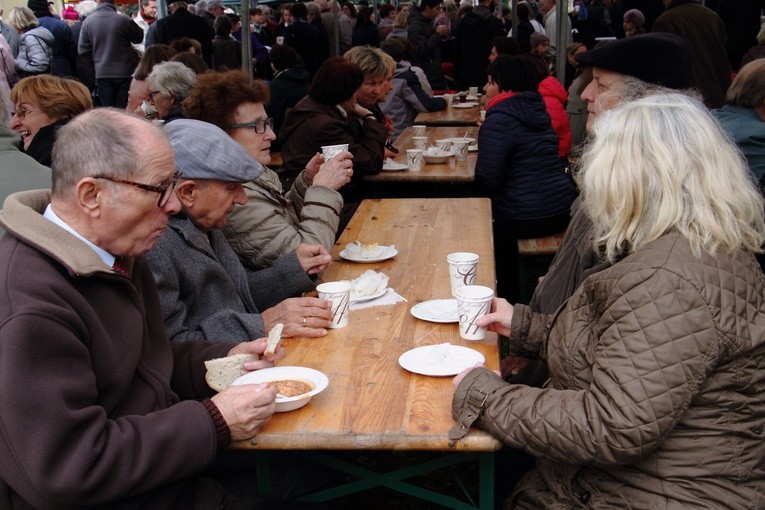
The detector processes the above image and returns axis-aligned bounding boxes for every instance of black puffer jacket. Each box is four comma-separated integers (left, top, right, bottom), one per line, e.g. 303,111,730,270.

476,91,576,221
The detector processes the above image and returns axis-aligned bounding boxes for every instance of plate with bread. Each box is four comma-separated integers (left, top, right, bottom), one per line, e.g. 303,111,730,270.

340,241,398,263
349,270,389,302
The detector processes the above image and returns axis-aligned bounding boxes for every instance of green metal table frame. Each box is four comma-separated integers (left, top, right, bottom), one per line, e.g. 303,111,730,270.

255,450,495,510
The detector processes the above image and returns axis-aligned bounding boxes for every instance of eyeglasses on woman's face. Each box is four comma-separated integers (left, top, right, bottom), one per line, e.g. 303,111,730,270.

229,117,274,135
93,170,182,207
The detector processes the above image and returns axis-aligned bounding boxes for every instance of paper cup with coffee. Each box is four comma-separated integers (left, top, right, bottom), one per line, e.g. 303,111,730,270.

321,144,349,161
412,136,428,150
317,281,351,329
447,252,479,297
455,285,494,340
435,139,453,152
453,139,470,161
412,125,426,137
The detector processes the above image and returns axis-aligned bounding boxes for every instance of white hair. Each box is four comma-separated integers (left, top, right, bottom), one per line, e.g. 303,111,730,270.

75,0,97,18
579,92,765,261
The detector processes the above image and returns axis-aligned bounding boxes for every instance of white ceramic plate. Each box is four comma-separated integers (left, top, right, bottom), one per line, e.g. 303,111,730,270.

452,102,479,109
232,366,329,412
340,246,398,263
468,145,478,152
351,287,388,303
399,344,485,376
410,299,459,323
382,160,408,171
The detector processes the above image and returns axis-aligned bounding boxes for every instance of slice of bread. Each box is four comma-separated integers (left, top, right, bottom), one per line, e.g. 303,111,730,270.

264,323,284,356
204,353,257,392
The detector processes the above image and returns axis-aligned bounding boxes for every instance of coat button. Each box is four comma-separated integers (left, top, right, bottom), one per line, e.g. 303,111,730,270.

577,490,591,503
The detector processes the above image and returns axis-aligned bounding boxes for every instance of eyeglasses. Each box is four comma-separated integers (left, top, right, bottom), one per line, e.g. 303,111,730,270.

94,170,181,207
11,107,37,121
229,117,274,134
148,90,164,102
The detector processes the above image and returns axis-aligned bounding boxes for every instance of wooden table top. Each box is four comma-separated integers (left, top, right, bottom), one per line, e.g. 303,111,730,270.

364,126,480,183
233,198,500,452
414,102,483,126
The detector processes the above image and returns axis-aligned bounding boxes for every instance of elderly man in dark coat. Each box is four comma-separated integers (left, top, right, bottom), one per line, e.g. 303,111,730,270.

153,0,214,65
146,119,334,344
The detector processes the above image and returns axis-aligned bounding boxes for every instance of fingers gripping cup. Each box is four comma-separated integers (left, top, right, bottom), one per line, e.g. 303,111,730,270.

321,144,349,161
447,252,479,297
455,285,494,340
317,281,351,328
406,149,424,171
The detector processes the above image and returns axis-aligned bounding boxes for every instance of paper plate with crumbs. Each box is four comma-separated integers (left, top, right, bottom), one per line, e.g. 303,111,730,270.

399,343,485,376
340,241,398,263
410,299,458,323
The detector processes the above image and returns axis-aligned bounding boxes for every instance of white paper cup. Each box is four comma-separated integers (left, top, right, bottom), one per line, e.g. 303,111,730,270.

447,252,479,297
317,281,351,328
455,285,494,340
412,125,426,137
453,140,470,160
412,136,428,150
321,143,349,161
479,110,486,121
443,93,453,107
468,86,479,98
406,149,424,171
435,139,453,152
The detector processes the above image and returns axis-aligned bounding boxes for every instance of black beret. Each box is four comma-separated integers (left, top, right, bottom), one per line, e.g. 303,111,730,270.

575,33,694,90
27,0,49,13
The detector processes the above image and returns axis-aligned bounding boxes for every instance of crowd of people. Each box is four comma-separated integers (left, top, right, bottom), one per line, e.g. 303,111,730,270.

0,0,764,508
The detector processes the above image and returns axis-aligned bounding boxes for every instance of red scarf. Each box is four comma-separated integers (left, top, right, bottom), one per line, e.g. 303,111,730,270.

486,91,517,111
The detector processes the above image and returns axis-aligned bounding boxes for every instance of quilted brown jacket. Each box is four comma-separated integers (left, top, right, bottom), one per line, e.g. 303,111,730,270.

453,232,765,509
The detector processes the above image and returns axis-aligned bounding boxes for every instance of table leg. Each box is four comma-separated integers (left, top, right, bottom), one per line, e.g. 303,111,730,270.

478,452,495,510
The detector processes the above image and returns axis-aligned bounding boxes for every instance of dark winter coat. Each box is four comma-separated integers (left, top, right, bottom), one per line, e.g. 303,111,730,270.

407,6,447,90
452,5,504,91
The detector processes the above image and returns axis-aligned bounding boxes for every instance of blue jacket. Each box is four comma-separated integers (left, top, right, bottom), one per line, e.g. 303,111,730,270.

476,91,576,220
712,104,765,184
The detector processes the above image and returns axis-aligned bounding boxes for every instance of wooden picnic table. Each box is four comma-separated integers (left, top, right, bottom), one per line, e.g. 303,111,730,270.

232,197,500,509
414,101,483,126
365,126,480,184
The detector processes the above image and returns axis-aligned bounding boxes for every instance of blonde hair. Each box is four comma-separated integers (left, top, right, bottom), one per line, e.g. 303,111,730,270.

7,6,38,31
579,93,765,261
343,46,396,78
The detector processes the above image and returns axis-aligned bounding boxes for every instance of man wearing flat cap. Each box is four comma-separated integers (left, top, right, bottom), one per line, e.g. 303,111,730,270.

498,33,695,383
146,119,334,346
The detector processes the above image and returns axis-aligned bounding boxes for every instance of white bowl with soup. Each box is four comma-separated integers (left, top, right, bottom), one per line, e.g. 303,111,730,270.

232,366,329,412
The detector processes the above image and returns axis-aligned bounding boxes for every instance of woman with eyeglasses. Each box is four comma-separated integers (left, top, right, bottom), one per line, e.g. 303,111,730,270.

182,69,353,270
145,61,196,124
9,75,92,167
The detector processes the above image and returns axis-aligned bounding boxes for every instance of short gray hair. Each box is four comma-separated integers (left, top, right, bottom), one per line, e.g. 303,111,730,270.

75,0,97,18
51,109,164,197
147,61,197,102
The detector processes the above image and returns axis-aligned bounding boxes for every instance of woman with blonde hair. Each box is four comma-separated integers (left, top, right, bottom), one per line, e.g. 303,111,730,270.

452,92,765,509
6,6,53,77
9,75,92,166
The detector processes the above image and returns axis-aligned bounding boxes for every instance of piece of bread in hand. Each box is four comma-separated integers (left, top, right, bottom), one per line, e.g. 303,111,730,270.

204,353,258,392
264,323,284,356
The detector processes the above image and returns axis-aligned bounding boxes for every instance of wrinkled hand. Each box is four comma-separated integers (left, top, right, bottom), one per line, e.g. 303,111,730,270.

261,297,332,337
384,147,397,159
211,383,277,441
312,151,354,190
303,153,325,185
474,297,513,337
383,114,394,135
436,24,449,36
295,243,332,275
228,337,285,365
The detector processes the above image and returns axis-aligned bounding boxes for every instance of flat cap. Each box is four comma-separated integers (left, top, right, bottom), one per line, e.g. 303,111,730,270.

575,33,693,90
207,0,224,8
165,119,263,182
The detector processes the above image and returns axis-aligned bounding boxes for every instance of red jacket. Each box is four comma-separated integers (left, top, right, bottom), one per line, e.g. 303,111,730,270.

538,76,572,158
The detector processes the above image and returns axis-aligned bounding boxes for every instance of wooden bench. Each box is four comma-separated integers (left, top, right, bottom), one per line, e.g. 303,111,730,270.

517,232,565,302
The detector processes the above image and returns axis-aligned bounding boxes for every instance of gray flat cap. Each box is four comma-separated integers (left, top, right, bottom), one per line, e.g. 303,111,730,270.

207,0,224,8
165,119,263,182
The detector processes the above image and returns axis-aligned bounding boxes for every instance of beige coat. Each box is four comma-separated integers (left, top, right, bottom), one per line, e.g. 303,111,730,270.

453,232,765,509
224,167,342,269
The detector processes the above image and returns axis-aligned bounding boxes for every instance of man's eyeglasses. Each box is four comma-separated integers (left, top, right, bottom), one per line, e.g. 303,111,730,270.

148,90,164,103
93,170,182,207
229,118,274,134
